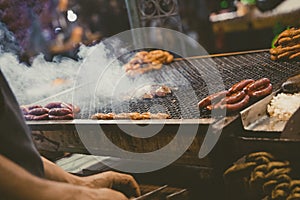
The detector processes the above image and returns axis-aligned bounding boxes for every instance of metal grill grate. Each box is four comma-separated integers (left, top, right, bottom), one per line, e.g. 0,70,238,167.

78,51,300,119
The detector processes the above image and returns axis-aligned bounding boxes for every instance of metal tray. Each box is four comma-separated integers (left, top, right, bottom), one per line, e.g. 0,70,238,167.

240,91,287,134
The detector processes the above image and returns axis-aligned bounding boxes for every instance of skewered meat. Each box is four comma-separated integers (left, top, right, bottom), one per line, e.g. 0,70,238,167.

91,113,115,120
124,50,174,76
130,85,172,100
91,112,170,120
270,27,300,61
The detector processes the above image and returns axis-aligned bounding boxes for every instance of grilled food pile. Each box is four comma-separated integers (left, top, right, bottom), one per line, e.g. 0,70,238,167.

91,112,170,120
124,50,174,76
267,92,300,121
21,102,80,120
267,74,300,121
141,85,172,100
224,152,300,200
270,28,300,61
198,78,273,113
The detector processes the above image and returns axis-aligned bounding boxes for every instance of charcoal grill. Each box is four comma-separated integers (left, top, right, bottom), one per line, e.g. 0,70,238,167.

28,49,300,159
31,49,300,120
28,49,300,200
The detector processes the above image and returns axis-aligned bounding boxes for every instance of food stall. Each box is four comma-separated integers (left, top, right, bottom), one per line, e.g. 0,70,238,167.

1,0,300,199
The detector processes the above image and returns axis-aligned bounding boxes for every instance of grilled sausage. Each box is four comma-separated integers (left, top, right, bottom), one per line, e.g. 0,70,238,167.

60,103,81,114
60,102,73,111
228,79,254,94
20,106,29,115
245,78,271,93
221,90,246,104
48,108,73,116
24,114,49,121
48,114,74,120
28,107,49,115
27,105,43,110
198,90,228,108
248,84,273,98
71,105,81,114
218,94,250,112
44,102,63,109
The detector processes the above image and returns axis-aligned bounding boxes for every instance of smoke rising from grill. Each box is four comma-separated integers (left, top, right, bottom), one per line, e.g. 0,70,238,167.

0,42,163,110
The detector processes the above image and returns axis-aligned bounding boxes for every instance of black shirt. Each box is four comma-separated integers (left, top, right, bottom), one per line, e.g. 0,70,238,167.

0,70,44,178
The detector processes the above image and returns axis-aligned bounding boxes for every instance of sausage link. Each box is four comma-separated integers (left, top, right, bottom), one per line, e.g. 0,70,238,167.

27,105,43,110
245,78,271,94
24,114,49,121
60,102,74,111
198,90,228,108
48,114,74,120
221,90,246,104
228,79,254,94
165,54,174,64
49,108,73,116
28,107,49,115
63,103,80,114
71,105,81,114
218,95,250,112
44,102,63,109
20,106,29,115
248,83,273,98
135,51,148,58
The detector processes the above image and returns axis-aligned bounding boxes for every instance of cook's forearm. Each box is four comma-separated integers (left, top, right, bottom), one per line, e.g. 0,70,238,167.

42,156,83,185
0,154,88,200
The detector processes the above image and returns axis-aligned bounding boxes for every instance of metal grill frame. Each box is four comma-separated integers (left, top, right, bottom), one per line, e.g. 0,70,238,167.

28,50,300,165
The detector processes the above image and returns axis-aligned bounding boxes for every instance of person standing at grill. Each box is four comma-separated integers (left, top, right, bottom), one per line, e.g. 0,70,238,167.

0,69,140,200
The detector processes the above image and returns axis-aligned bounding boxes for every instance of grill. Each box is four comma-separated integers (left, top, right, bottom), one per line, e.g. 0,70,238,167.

29,50,300,200
29,50,300,155
68,50,300,120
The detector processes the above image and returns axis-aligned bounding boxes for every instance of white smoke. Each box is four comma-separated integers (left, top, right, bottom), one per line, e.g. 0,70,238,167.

0,42,154,108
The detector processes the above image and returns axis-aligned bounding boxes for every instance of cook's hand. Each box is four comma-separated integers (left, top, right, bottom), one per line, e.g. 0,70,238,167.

80,171,140,198
77,187,129,200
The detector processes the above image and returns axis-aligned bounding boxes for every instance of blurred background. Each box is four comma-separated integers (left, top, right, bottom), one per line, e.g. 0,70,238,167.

0,0,299,63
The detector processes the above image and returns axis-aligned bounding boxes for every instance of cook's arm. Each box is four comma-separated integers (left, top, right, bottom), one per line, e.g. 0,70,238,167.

0,154,128,200
42,157,141,198
42,156,83,184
